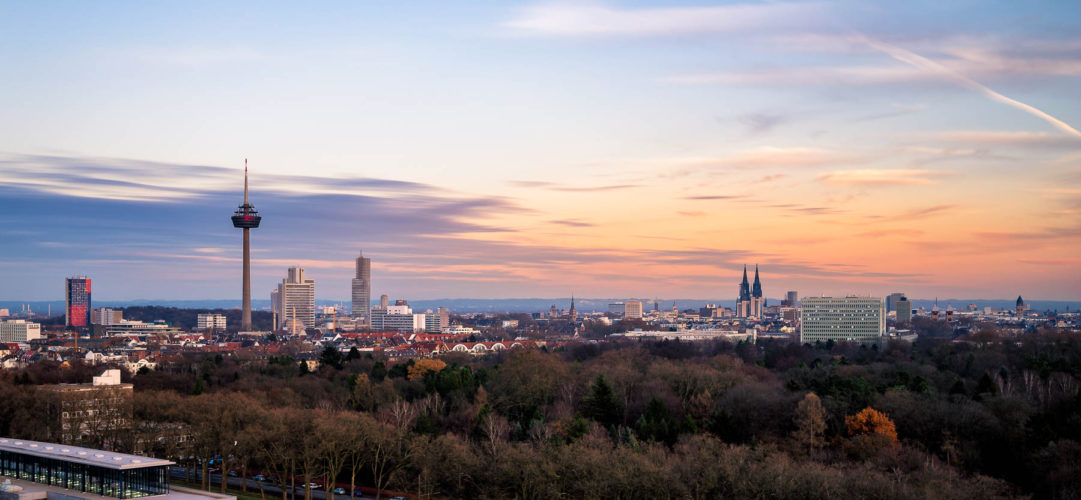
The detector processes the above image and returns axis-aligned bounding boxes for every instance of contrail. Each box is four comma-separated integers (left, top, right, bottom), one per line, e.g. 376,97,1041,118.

858,35,1081,139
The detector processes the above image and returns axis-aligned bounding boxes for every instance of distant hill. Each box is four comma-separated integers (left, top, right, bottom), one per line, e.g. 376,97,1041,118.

4,297,1079,316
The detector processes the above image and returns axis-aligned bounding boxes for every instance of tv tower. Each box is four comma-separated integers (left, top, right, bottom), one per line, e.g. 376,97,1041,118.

231,160,261,331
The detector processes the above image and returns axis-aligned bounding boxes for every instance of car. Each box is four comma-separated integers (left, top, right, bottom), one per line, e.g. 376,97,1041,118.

389,497,406,500
333,488,347,495
253,475,267,482
353,489,364,497
307,483,322,490
228,470,239,477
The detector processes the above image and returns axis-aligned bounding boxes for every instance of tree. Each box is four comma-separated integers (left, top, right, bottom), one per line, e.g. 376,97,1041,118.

792,392,827,452
845,407,898,442
408,359,447,381
320,346,344,370
582,375,623,428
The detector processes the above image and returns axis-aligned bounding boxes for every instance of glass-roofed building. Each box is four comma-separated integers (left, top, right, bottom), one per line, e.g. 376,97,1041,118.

0,438,172,498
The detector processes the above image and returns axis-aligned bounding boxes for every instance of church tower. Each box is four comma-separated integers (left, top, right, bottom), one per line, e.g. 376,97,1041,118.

751,265,765,317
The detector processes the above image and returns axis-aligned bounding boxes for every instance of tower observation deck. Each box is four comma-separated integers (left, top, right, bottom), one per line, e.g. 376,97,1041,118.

232,160,261,331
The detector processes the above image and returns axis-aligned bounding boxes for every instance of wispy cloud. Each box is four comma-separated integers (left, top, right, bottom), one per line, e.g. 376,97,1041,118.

504,2,826,37
859,35,1081,139
817,169,943,185
510,180,640,192
932,130,1081,148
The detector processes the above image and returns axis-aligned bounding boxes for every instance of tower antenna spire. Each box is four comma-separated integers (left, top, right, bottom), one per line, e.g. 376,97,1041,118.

244,158,249,205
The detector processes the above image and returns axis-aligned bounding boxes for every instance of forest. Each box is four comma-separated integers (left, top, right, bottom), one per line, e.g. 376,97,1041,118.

2,331,1080,499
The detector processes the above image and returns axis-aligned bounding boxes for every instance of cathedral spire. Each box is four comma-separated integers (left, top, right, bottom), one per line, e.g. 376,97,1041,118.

739,265,751,301
752,264,762,298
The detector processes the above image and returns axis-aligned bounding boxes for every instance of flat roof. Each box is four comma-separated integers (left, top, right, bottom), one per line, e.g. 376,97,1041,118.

0,438,173,470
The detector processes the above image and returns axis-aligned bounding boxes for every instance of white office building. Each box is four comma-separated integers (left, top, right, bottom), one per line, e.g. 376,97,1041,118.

370,304,426,333
0,319,42,343
800,296,885,344
625,300,644,319
276,267,316,331
197,313,227,330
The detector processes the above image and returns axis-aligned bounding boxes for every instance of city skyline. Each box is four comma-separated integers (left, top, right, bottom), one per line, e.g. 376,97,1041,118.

2,2,1081,301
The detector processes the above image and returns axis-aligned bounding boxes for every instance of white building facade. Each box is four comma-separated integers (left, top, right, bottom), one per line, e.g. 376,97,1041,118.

800,296,886,344
276,267,316,330
0,319,42,342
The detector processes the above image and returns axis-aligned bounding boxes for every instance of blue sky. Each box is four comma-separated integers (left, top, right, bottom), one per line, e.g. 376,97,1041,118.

1,1,1080,301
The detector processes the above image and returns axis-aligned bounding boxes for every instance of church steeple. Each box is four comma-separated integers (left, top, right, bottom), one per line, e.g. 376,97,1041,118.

739,265,751,301
569,294,577,321
752,264,762,298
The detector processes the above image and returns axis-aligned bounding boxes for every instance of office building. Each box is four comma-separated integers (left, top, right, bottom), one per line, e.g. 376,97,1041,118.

786,291,798,307
624,300,644,319
351,251,372,324
736,265,765,318
196,314,227,330
370,304,425,332
0,438,176,499
886,292,905,313
424,307,449,333
0,320,41,343
896,296,912,323
608,302,625,316
275,267,315,331
380,294,389,308
800,296,886,344
92,308,123,326
65,276,92,328
42,370,133,448
230,162,262,332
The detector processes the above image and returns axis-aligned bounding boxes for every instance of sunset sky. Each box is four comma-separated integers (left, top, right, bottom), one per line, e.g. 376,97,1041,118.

2,1,1080,302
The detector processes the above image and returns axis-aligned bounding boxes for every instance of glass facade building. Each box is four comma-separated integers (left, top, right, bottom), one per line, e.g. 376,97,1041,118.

0,439,171,499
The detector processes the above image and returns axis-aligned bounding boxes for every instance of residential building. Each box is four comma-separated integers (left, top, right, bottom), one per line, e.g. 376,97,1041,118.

0,319,41,343
624,300,644,319
351,251,371,324
66,276,92,328
196,314,227,330
275,267,315,330
800,296,885,344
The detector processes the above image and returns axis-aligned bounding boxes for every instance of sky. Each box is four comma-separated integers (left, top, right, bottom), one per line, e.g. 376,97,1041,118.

1,1,1080,302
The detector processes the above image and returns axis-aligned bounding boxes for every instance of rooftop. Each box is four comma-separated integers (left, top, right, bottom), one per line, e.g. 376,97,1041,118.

0,438,173,470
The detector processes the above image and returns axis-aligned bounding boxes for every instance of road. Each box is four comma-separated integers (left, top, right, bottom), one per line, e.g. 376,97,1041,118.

170,467,381,500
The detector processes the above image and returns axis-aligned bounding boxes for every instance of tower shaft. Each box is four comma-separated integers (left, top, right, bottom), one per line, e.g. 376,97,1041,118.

242,228,252,331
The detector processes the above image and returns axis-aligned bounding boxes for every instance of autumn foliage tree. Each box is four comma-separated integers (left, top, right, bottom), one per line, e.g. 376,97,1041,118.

844,407,899,459
793,392,827,452
407,359,447,381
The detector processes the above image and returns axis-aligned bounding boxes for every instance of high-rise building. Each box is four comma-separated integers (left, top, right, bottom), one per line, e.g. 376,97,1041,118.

786,291,798,307
351,252,372,324
231,161,262,331
608,302,626,316
424,308,449,333
625,300,643,319
0,319,42,343
197,314,227,330
65,277,91,328
800,296,885,344
276,267,315,331
736,265,765,318
896,296,912,323
380,294,389,308
886,292,905,313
